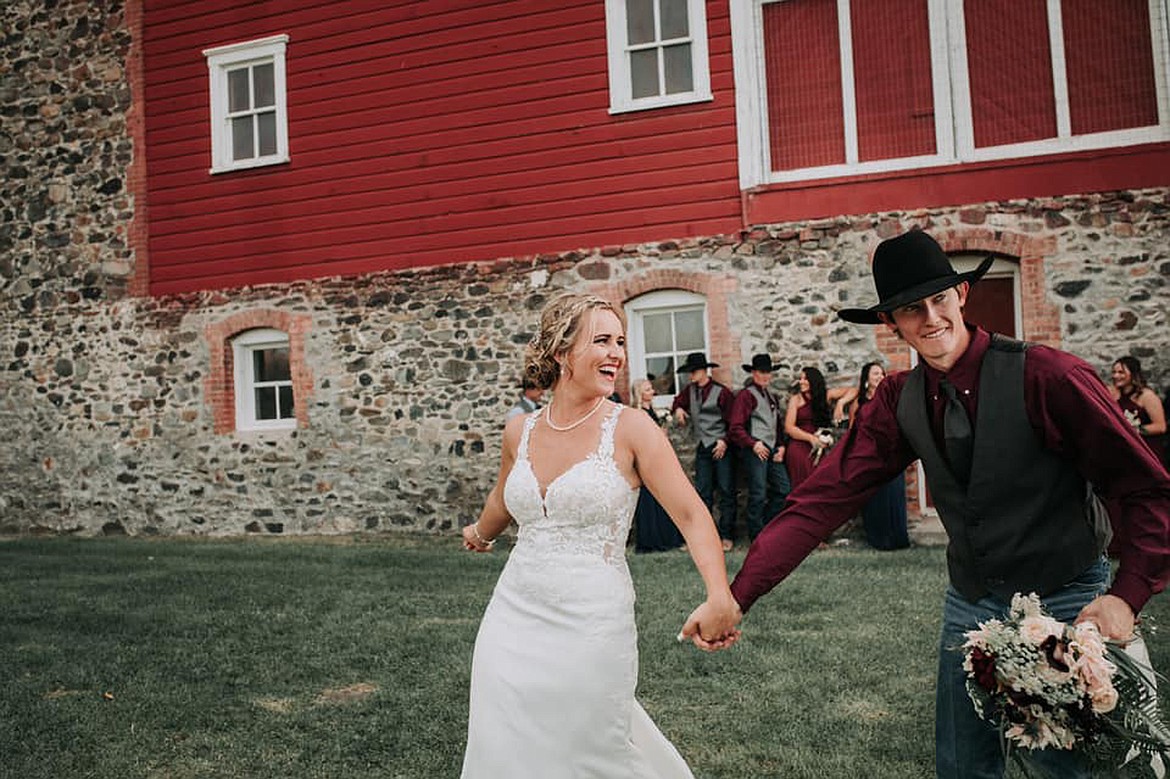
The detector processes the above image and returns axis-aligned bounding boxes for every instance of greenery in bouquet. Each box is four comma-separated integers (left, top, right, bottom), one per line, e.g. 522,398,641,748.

963,593,1170,776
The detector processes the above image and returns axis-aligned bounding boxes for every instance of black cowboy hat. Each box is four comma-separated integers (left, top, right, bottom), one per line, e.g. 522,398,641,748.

838,231,995,325
742,354,778,373
677,352,720,373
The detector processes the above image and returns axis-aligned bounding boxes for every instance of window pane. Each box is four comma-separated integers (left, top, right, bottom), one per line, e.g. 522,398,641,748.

257,111,277,156
630,49,660,98
674,309,704,351
253,347,291,382
660,0,689,39
1062,0,1158,134
645,356,677,396
663,44,693,94
228,68,251,113
964,0,1056,147
231,116,254,160
627,0,656,45
253,63,275,108
278,385,295,419
255,386,277,420
763,0,845,170
851,0,936,160
642,312,672,352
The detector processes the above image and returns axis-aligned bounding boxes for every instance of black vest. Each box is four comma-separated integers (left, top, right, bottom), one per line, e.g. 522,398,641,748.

895,335,1111,602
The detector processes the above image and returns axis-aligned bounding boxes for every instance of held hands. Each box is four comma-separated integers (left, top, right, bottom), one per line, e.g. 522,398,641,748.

1075,594,1137,642
771,445,785,463
679,596,743,652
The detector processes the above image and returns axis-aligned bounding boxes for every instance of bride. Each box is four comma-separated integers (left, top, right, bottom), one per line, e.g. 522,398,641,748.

460,292,741,778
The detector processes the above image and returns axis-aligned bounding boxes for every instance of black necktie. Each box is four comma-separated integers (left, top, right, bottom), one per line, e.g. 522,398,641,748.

940,379,973,484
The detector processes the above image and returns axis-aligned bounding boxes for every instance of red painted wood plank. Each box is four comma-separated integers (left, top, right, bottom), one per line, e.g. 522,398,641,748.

145,116,737,201
745,144,1170,225
149,156,740,243
148,213,741,295
151,179,739,268
149,206,742,290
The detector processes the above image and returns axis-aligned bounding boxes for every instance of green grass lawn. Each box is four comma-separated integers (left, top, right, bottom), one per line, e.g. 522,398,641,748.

2,535,1167,778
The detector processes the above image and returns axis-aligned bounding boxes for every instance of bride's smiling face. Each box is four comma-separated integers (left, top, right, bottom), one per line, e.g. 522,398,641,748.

558,308,625,397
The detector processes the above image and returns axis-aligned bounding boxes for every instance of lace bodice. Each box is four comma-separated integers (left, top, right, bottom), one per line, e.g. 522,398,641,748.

503,404,638,565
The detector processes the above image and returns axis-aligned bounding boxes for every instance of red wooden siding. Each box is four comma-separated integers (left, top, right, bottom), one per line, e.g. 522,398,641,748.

142,0,742,294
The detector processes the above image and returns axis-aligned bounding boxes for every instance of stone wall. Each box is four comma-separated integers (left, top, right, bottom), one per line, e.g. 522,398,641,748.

2,2,1167,536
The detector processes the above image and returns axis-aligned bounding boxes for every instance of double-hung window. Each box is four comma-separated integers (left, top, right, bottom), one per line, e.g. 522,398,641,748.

204,34,290,174
731,0,1170,186
624,290,709,408
233,329,296,431
605,0,713,113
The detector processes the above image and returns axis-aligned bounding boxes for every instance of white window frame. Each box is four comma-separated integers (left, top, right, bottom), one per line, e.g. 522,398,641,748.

204,34,290,174
605,0,714,114
233,328,296,432
624,289,709,409
730,0,1170,188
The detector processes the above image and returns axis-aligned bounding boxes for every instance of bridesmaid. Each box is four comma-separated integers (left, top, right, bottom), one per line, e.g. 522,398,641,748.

1110,356,1167,462
1106,356,1167,557
783,366,852,490
631,378,685,552
846,362,910,550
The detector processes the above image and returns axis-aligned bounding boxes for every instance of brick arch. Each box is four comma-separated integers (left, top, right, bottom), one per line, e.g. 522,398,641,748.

590,270,741,397
204,309,314,434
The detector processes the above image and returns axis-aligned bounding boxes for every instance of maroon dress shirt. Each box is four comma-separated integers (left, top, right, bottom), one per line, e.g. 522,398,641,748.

730,326,1170,615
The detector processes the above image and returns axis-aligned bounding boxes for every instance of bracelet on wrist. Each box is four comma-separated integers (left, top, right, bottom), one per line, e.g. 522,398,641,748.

472,523,495,547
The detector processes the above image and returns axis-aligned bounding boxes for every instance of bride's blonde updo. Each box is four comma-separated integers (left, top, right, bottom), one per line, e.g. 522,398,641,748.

523,292,625,390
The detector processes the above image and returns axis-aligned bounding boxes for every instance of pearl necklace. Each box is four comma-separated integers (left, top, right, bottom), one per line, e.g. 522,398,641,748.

544,397,606,432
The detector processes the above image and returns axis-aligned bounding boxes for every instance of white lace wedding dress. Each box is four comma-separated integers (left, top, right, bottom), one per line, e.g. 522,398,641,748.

461,404,694,778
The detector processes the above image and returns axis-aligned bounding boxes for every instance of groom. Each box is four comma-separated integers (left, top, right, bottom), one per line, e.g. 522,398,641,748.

686,230,1170,778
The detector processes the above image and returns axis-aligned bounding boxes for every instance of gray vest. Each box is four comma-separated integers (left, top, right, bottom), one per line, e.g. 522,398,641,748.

688,382,727,447
746,385,779,449
895,336,1110,602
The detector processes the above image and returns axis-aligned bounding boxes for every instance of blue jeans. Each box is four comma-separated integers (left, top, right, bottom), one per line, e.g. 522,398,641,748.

935,557,1110,779
695,442,736,539
740,446,790,540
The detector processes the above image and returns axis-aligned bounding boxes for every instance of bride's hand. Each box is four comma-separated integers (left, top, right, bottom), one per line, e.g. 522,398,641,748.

679,597,743,652
462,523,495,552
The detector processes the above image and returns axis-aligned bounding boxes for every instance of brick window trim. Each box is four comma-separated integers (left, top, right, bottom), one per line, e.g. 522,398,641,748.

204,309,314,434
590,269,740,400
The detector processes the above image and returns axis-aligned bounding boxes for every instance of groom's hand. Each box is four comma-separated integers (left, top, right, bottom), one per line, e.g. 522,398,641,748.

680,597,743,652
1075,594,1136,642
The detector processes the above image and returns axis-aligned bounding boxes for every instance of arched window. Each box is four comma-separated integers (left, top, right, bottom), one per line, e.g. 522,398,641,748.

232,328,296,431
624,289,709,407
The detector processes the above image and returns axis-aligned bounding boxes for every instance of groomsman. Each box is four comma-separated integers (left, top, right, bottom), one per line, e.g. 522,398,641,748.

672,352,737,551
728,354,790,541
691,231,1170,779
505,378,543,421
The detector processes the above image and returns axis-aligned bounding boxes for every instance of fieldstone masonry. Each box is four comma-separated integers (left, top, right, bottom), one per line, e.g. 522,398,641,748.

2,3,1167,536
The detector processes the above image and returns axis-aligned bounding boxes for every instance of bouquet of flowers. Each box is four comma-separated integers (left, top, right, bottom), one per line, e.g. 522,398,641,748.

1125,409,1144,434
810,427,836,466
963,593,1170,775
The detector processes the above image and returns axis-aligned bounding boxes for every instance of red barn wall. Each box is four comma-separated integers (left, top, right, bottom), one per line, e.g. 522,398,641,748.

141,1,743,294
